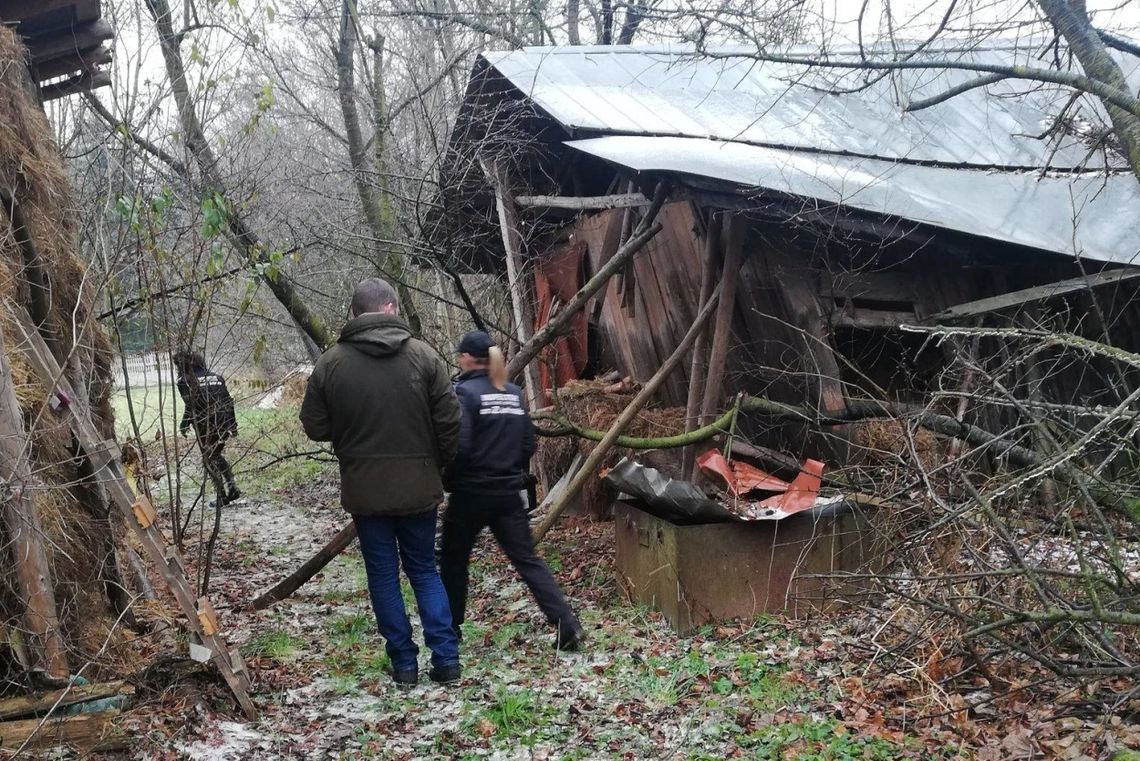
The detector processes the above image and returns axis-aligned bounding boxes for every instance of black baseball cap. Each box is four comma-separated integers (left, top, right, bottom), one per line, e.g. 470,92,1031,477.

456,330,494,358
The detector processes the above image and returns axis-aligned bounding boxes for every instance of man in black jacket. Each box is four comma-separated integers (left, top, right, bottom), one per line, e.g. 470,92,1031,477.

440,330,584,651
300,278,462,686
174,351,241,505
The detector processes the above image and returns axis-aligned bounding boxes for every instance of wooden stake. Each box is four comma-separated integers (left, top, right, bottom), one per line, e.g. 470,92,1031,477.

698,213,747,426
533,281,724,543
681,211,723,478
0,323,68,679
481,156,541,403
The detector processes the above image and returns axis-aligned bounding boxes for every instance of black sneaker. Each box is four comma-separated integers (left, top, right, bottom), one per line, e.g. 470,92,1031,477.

554,628,585,652
391,668,418,688
429,664,461,684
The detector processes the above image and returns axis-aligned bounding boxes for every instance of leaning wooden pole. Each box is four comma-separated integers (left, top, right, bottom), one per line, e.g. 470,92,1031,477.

481,155,541,402
249,522,358,610
0,324,68,679
680,211,723,479
533,281,724,543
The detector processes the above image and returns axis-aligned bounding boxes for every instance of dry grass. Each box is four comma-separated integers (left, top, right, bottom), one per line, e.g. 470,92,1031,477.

535,379,688,515
1,27,126,690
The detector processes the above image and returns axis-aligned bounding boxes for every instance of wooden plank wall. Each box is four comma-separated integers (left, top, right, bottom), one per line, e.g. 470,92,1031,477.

576,202,705,406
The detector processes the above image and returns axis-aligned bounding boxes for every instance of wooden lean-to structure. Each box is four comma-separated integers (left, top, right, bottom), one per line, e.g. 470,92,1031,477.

435,45,1140,482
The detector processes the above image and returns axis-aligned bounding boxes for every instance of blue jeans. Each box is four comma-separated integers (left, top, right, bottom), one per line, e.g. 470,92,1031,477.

353,509,459,672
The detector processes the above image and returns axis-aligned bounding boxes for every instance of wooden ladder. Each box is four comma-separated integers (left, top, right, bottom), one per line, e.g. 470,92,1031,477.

10,308,256,719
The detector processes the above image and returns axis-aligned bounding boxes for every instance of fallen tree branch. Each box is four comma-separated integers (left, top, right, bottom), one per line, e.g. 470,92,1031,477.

738,395,1140,522
249,522,358,611
533,407,737,448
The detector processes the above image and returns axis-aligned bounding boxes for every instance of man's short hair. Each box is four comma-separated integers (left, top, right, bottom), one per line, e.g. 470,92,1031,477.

351,278,399,315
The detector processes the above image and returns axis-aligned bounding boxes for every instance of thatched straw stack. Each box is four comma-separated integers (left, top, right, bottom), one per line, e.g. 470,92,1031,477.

0,26,132,689
534,379,687,516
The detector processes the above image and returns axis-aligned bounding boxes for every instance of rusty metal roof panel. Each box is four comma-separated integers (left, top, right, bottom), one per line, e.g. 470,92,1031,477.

566,134,1140,265
483,44,1140,171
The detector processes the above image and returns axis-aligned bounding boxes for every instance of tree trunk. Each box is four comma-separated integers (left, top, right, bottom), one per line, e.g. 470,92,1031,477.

336,3,421,332
0,325,68,679
1036,0,1140,184
143,0,331,356
566,0,580,44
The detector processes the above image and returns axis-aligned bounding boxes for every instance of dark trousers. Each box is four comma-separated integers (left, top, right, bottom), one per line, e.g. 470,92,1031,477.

354,510,459,672
440,491,580,638
199,433,236,499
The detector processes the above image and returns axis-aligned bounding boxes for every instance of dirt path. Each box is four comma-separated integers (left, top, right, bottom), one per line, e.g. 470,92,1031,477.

120,483,952,761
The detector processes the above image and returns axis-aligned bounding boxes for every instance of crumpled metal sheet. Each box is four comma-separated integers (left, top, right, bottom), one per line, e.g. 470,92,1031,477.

605,457,847,524
697,449,790,496
605,457,735,524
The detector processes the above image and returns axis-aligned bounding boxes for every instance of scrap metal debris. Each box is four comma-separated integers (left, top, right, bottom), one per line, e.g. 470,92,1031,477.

605,456,843,524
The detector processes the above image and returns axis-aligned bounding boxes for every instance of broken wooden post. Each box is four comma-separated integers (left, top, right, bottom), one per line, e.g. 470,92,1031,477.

250,521,358,610
681,211,724,479
698,212,747,427
533,280,724,543
0,323,68,680
480,156,541,402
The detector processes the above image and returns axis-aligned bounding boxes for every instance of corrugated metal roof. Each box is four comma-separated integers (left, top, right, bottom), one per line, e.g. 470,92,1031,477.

566,135,1140,266
484,44,1140,171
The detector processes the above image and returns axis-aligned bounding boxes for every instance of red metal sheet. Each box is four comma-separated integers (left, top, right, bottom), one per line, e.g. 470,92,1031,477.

697,449,789,496
757,458,825,517
534,242,590,400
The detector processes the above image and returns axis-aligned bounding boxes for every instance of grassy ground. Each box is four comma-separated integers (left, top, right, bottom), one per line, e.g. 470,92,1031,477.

110,394,1138,760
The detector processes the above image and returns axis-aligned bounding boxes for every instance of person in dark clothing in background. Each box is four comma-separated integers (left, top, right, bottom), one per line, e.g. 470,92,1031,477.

440,330,584,651
300,278,463,687
174,350,241,505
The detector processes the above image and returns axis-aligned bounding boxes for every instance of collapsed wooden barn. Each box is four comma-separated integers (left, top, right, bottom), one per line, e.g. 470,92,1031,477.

437,44,1140,469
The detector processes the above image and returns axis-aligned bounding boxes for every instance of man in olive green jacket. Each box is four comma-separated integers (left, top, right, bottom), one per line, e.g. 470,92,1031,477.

300,278,462,686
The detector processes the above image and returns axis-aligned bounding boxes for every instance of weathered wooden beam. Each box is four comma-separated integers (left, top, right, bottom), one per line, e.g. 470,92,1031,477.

698,213,747,425
29,20,114,64
0,710,126,754
533,280,723,543
480,156,541,402
514,192,651,210
40,70,111,101
0,681,132,721
0,324,68,680
928,267,1140,323
681,211,723,478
